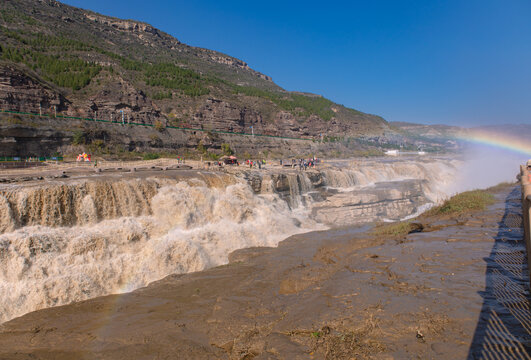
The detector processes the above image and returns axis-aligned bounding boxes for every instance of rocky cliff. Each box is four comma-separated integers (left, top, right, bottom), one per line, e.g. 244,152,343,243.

0,65,69,114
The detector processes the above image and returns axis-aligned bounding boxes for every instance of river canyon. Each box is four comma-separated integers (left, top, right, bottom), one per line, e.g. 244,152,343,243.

0,156,464,324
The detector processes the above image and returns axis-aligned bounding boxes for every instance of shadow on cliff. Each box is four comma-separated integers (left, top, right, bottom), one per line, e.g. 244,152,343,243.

468,187,531,359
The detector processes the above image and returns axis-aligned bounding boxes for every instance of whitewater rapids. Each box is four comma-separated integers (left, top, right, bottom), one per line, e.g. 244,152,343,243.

0,156,471,323
0,180,320,323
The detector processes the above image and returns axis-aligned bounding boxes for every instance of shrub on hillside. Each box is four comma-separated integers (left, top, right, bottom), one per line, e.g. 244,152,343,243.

221,143,233,156
142,153,160,160
154,120,165,132
72,130,86,145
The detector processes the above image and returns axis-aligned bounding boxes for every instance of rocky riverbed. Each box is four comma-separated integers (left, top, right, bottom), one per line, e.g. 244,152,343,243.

0,183,528,359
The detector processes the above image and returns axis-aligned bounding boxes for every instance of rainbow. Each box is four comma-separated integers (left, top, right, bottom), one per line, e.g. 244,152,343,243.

455,128,531,156
90,274,150,346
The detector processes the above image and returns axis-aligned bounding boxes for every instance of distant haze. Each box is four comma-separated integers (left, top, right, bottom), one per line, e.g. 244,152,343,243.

60,0,531,126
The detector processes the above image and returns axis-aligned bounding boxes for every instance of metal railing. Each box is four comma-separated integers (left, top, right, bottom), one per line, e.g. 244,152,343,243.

0,108,314,142
520,165,531,285
0,156,64,162
0,158,189,176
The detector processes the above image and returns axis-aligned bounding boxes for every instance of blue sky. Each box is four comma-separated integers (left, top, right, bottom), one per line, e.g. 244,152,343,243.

61,0,531,126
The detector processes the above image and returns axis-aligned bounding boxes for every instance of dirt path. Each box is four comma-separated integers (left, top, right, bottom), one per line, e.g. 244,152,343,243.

0,185,529,359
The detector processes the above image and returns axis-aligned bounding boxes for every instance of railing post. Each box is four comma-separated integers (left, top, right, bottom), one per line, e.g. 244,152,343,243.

526,195,531,278
521,165,531,285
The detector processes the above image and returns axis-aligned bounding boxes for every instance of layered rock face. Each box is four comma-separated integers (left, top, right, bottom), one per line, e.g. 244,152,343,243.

190,98,263,133
0,66,162,124
0,66,69,114
0,0,391,155
0,64,383,141
311,179,428,225
0,114,327,157
240,169,434,225
0,125,70,158
79,79,163,124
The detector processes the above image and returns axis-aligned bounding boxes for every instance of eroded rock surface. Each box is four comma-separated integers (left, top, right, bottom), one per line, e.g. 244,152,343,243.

0,65,69,114
0,185,527,359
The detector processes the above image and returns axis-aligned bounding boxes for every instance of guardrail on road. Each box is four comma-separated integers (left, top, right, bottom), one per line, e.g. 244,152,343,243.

520,164,531,285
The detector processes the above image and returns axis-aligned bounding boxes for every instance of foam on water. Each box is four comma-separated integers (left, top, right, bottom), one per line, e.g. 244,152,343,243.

0,180,321,323
1,155,510,324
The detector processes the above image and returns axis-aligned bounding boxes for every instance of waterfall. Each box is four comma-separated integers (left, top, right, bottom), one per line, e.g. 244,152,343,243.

0,180,320,323
0,156,464,324
284,172,314,209
0,174,237,234
320,159,461,198
286,174,302,208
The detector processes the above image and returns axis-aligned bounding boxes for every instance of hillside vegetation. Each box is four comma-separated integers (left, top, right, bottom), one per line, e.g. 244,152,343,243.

0,0,388,142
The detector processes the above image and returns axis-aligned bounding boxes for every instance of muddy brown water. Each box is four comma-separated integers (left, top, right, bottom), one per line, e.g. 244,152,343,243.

0,185,529,359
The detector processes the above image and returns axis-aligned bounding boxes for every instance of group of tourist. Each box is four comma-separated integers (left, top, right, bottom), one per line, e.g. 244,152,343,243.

280,158,317,170
203,157,318,171
246,159,266,169
204,161,232,169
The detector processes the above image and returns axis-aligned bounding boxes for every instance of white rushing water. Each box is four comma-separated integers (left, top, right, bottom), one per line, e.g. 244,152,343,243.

1,154,515,324
0,180,321,323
